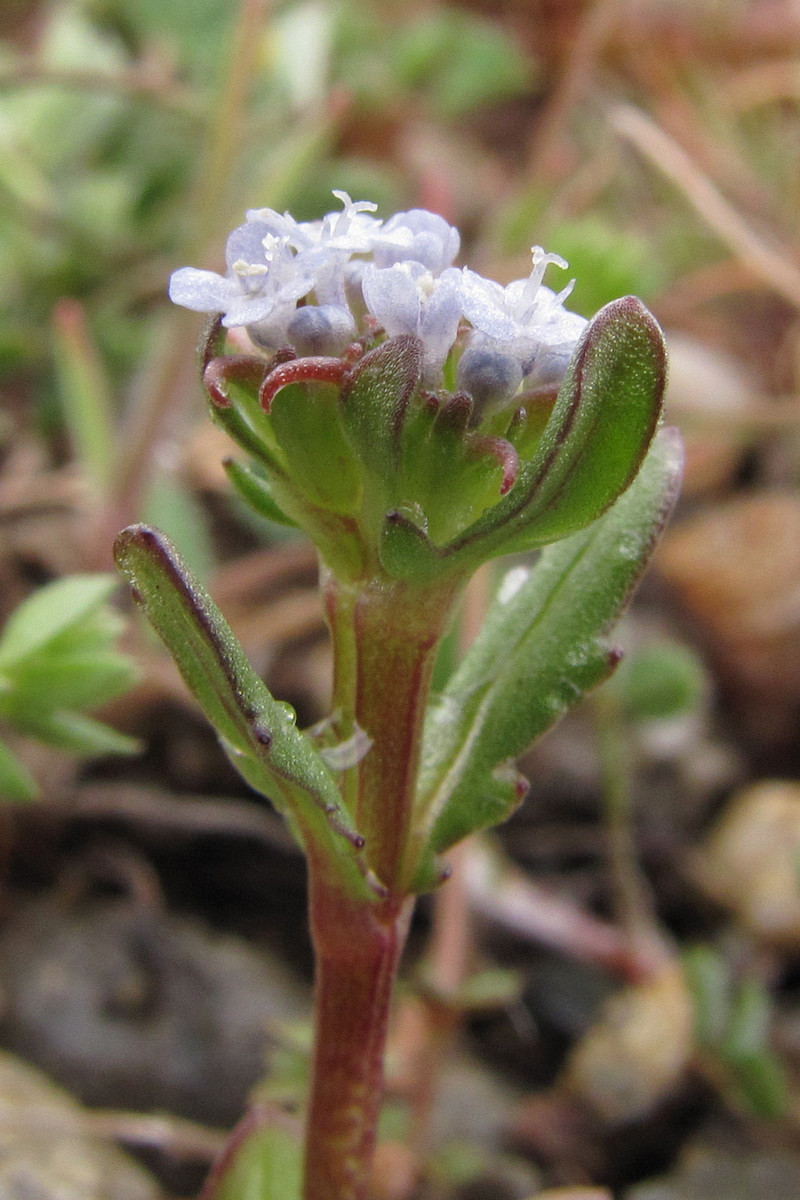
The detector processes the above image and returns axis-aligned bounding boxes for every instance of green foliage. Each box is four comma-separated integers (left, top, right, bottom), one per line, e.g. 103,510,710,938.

272,381,363,516
113,524,374,901
409,427,683,887
224,460,300,529
88,0,234,77
52,299,115,494
548,218,666,319
142,471,217,580
609,639,707,723
380,297,668,581
684,945,788,1119
203,1113,302,1200
416,962,523,1013
391,8,535,119
0,2,190,370
0,740,38,804
330,1,534,119
211,301,668,590
0,574,140,800
490,296,667,550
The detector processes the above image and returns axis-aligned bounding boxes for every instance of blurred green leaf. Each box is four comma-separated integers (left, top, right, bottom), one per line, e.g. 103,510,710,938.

417,962,523,1012
725,976,773,1062
0,739,39,803
19,709,140,757
7,652,137,713
724,976,788,1118
548,218,666,319
393,9,534,119
143,472,216,581
610,640,707,723
684,944,732,1048
89,0,233,78
201,1110,302,1200
0,574,118,669
52,298,115,492
684,945,788,1120
0,573,139,780
730,1051,788,1121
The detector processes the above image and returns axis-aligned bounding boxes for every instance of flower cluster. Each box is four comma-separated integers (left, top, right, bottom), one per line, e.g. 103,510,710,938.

169,191,586,403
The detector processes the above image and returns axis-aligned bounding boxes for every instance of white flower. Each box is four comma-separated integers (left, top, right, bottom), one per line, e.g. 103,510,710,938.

459,247,587,383
168,217,314,337
168,193,380,339
362,262,463,382
371,209,460,274
169,195,587,387
251,191,382,309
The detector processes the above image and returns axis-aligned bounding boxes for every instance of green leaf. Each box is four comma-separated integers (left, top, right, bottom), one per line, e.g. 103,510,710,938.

340,334,422,499
380,507,441,581
394,10,533,119
0,739,39,803
410,427,683,885
387,297,668,582
225,459,299,528
610,639,707,723
49,605,126,652
52,298,115,494
732,1053,788,1120
114,524,373,900
683,944,731,1048
210,390,289,480
417,961,523,1011
723,976,788,1119
143,472,217,581
6,652,138,713
17,710,141,758
0,574,118,669
724,976,773,1063
502,296,667,547
270,382,362,515
202,1112,302,1200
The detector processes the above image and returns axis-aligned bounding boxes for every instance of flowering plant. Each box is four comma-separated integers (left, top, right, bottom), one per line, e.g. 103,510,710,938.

115,193,682,1200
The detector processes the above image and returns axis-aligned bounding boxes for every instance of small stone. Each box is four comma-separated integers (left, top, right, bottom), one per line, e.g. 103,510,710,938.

562,963,694,1124
657,492,800,747
625,1146,800,1200
0,1050,160,1200
663,334,755,496
697,780,800,947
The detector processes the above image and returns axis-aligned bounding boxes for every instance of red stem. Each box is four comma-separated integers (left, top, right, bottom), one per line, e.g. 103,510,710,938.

323,573,462,895
304,883,412,1200
301,570,463,1199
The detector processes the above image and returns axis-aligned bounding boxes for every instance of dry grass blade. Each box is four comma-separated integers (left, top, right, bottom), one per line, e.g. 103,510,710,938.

610,103,800,310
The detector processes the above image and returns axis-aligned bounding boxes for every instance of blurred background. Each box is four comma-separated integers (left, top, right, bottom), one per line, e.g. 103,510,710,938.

2,2,800,1198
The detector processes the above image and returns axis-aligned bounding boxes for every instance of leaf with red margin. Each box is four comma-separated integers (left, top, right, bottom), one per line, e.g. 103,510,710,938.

381,297,667,581
114,525,375,900
408,427,683,891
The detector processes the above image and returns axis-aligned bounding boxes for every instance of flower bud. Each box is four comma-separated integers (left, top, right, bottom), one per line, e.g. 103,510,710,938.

456,346,522,420
287,305,357,356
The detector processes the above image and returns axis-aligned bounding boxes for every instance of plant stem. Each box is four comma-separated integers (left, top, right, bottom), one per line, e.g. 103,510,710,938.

302,569,463,1199
592,692,658,957
304,882,412,1200
323,570,462,896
